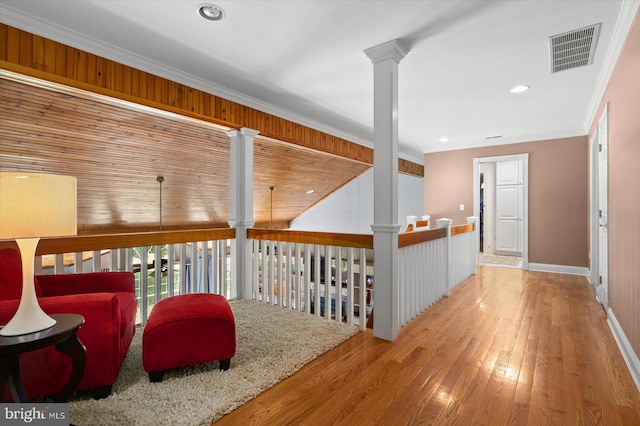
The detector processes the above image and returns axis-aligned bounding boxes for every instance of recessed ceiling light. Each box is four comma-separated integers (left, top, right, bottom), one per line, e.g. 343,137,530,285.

198,4,225,21
510,85,530,94
306,189,314,195
439,137,451,143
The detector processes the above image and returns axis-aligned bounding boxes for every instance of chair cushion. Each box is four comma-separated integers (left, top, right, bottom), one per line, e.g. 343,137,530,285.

0,248,43,301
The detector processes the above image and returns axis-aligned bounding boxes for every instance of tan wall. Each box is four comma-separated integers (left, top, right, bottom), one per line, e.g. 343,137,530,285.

424,136,589,267
589,13,640,363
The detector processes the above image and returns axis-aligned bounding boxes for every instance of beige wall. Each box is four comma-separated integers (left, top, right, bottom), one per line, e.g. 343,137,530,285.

589,12,640,364
424,136,589,267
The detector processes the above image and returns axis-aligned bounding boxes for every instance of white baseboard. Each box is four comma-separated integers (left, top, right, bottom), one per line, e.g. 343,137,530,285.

528,263,589,277
607,308,640,392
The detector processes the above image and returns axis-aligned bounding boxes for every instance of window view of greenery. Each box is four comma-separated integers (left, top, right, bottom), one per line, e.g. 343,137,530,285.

132,245,174,308
131,243,232,321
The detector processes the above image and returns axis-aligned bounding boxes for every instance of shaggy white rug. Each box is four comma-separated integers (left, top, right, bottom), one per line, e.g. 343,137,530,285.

69,299,358,425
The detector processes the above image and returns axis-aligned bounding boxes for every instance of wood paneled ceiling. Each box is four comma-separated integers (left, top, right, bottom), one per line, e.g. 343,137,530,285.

0,77,370,234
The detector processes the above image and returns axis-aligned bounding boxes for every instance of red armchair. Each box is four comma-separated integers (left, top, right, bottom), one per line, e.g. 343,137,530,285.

0,248,137,400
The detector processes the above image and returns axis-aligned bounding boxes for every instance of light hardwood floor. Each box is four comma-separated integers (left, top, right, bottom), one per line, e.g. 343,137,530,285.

215,266,640,425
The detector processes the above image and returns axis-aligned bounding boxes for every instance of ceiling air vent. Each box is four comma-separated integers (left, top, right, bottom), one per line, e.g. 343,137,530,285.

549,23,601,73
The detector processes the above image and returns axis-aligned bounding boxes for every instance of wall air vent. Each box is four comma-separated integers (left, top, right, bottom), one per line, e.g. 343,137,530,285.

549,23,601,73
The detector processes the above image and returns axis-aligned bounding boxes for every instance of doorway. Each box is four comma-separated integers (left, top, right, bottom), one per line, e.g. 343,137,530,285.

473,154,529,269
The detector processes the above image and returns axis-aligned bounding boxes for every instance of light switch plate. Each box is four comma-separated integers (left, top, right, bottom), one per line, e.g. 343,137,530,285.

459,204,464,211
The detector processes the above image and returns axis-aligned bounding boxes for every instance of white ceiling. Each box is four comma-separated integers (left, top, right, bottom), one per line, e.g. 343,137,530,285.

1,1,636,162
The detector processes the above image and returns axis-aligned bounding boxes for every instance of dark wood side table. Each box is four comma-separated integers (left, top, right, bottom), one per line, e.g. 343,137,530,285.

0,313,86,403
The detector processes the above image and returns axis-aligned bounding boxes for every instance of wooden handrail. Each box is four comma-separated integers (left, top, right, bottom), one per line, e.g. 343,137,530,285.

0,225,473,255
247,229,373,249
451,223,474,236
398,228,446,248
0,228,235,255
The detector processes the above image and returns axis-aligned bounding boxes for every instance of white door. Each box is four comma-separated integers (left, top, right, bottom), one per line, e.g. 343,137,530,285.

597,106,609,309
496,185,521,255
496,160,520,185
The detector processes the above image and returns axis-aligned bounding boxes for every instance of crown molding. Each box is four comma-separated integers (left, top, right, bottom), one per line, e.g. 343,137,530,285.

423,129,586,154
583,1,640,133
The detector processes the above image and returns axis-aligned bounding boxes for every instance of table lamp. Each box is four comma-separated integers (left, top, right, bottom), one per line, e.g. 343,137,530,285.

0,172,77,336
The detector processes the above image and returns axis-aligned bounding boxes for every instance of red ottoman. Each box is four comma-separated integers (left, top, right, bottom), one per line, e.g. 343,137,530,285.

142,293,236,382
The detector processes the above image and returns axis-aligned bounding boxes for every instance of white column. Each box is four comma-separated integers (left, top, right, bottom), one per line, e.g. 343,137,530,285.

227,127,259,300
364,39,409,341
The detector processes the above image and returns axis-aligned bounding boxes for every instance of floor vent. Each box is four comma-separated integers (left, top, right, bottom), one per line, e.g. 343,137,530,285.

549,23,601,73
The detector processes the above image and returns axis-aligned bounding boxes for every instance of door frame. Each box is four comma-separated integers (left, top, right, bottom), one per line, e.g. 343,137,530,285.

473,153,529,269
589,124,599,287
590,103,609,308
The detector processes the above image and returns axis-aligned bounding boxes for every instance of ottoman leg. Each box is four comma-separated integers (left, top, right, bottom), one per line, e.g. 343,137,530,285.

149,370,165,383
91,385,112,400
219,358,231,371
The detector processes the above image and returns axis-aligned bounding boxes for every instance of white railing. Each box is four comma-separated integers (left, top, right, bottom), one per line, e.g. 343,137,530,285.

247,229,374,331
450,219,478,292
6,219,478,333
398,217,478,328
398,230,447,326
28,229,235,324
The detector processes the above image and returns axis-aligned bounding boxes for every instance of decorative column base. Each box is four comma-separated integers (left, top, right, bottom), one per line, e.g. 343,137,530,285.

371,224,401,341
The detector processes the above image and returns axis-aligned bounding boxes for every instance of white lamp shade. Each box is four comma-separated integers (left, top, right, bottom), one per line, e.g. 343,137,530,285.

0,172,77,239
0,172,77,336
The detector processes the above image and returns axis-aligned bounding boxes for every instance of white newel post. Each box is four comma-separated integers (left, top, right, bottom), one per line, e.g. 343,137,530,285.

437,218,453,296
365,39,409,341
228,128,259,300
467,216,479,274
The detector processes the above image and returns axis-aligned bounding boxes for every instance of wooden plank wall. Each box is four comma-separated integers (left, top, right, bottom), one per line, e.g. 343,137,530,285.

0,23,424,177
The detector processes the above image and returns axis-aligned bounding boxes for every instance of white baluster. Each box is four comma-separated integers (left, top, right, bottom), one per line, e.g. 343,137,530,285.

359,248,368,331
179,244,187,295
154,245,162,303
92,250,101,272
335,246,342,322
294,243,301,312
140,246,148,323
346,248,354,326
324,245,332,320
314,245,321,317
168,244,175,297
303,244,311,314
74,252,83,273
110,249,117,272
277,241,284,307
